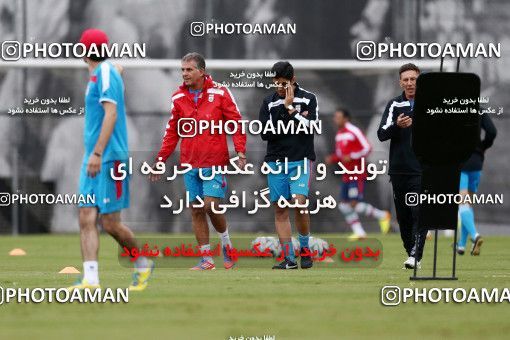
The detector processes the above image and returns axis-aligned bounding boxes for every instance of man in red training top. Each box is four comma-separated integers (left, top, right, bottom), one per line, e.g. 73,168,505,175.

151,52,247,270
326,108,391,240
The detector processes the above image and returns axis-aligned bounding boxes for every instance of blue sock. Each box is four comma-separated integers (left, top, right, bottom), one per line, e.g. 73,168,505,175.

459,220,468,248
460,204,478,242
298,233,310,249
282,241,295,262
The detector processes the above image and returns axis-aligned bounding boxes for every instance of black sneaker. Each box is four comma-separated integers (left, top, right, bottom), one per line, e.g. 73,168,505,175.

470,235,483,256
300,247,313,269
272,257,298,270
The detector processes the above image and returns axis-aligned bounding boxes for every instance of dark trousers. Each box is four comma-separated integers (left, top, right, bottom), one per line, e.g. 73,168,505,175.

390,174,427,261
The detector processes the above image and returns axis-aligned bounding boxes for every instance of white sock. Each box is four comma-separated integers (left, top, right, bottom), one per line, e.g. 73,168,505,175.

200,244,213,263
135,256,150,272
219,230,232,248
83,261,99,284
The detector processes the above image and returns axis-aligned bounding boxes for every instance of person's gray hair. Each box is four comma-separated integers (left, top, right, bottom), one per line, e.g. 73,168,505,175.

182,52,206,70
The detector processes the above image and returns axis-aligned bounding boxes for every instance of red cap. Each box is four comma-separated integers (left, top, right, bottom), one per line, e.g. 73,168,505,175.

79,28,109,50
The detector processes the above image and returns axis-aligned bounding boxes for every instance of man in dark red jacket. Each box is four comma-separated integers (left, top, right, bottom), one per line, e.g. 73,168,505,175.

152,52,247,270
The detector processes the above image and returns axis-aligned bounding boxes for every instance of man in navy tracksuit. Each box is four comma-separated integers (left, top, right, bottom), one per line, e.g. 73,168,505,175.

377,63,427,269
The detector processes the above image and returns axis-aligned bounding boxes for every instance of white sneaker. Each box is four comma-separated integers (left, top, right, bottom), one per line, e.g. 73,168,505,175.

403,256,421,269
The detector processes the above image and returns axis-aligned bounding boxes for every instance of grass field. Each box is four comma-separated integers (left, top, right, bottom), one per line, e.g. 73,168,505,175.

1,233,509,340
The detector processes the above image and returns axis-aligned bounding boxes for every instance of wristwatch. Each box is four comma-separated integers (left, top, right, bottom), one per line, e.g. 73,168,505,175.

286,104,294,111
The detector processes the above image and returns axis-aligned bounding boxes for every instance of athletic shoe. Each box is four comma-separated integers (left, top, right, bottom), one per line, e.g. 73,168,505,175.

272,257,298,270
348,233,367,241
67,277,100,291
190,259,216,271
471,235,484,256
403,256,421,269
457,246,465,255
128,260,155,292
222,245,235,270
299,247,313,269
378,212,391,234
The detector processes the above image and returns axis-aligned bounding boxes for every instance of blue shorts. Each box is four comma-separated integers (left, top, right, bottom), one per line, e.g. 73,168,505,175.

183,168,227,203
340,179,365,202
266,159,312,202
460,171,482,193
79,160,130,214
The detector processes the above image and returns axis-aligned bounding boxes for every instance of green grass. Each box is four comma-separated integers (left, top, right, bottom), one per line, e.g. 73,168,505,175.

1,233,509,340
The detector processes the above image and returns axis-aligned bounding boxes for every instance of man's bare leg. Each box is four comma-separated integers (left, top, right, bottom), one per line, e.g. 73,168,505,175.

99,212,155,290
191,206,209,245
204,196,226,233
275,205,292,243
100,212,138,250
100,212,152,270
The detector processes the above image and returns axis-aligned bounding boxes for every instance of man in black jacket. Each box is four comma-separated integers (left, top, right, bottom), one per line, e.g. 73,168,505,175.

377,63,427,269
457,113,497,256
